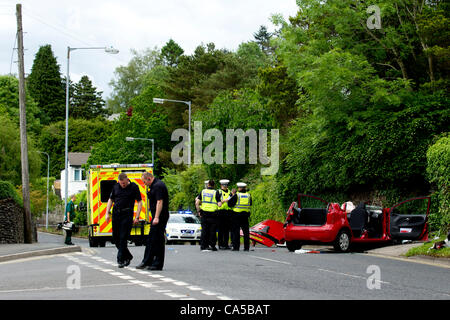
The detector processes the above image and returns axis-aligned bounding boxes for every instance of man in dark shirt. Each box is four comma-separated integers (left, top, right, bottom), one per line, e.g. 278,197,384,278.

136,172,169,271
106,173,142,268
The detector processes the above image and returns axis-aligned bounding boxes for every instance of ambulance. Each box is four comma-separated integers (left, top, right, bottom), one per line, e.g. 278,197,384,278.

86,164,153,247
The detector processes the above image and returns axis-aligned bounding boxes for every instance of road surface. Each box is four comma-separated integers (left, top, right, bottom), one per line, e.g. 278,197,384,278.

0,232,448,301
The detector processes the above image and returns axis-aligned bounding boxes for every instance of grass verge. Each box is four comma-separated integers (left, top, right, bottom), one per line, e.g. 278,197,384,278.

405,237,450,258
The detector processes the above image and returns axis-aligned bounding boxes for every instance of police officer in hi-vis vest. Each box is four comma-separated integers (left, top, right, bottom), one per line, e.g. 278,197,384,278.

195,180,221,251
222,182,252,251
217,179,232,250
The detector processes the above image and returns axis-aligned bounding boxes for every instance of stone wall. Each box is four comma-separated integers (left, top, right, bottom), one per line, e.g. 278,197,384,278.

0,198,38,243
0,198,25,244
35,204,65,227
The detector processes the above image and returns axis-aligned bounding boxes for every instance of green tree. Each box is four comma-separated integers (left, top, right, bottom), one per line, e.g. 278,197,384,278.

107,48,163,113
161,39,184,67
0,114,41,185
272,0,449,205
257,64,299,128
197,41,270,94
71,75,107,119
0,75,41,134
27,44,65,125
87,109,170,175
163,43,229,111
253,25,273,55
38,118,114,177
193,89,275,182
273,0,449,86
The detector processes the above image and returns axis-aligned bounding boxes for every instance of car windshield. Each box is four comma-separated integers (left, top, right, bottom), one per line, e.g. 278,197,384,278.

169,215,200,224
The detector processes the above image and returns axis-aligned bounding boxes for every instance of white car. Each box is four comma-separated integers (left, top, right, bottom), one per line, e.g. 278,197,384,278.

165,213,202,244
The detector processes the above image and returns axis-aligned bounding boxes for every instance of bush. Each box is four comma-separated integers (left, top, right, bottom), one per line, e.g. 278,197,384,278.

73,190,88,226
427,134,450,234
248,176,286,226
0,180,22,205
162,165,209,211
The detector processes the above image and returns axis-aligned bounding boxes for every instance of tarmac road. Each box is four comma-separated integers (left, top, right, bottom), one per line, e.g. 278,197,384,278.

0,232,449,301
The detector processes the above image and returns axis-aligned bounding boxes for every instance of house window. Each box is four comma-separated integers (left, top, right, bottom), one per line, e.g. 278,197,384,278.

73,167,84,181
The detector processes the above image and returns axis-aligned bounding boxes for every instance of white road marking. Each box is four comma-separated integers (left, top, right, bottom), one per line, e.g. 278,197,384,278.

0,282,140,294
201,290,218,296
248,255,292,265
62,254,230,300
165,292,189,298
128,280,147,284
148,274,164,278
318,268,390,284
155,289,172,293
139,283,159,288
187,286,203,291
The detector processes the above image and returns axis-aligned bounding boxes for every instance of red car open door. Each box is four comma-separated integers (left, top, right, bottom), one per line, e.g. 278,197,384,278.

388,196,431,241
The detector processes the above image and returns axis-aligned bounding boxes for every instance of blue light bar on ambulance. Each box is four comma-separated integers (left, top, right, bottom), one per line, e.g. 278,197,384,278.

90,164,153,169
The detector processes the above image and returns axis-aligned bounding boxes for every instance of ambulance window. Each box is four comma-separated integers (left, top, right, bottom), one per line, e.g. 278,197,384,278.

121,170,146,174
100,180,117,203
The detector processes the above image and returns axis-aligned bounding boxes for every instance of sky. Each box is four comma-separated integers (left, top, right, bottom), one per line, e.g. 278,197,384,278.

0,0,299,99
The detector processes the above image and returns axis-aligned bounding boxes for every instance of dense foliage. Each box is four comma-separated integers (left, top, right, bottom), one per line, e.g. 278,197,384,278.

427,135,450,234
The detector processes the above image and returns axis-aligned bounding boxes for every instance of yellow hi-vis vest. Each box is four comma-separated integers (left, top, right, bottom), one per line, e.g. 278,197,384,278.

218,189,231,210
200,189,218,212
233,192,251,213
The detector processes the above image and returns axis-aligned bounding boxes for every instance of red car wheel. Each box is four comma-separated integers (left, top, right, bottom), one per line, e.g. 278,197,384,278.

333,229,351,252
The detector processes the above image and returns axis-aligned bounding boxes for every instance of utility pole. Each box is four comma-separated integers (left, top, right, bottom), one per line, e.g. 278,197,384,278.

16,3,33,243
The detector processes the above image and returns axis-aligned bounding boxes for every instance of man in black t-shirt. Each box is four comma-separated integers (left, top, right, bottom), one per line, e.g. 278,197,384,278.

136,172,170,271
106,173,142,268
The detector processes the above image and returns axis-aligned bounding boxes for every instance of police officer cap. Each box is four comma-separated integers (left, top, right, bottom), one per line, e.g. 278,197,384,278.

236,182,247,188
219,179,230,185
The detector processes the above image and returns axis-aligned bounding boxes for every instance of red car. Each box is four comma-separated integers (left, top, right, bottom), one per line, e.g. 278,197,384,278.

283,194,431,252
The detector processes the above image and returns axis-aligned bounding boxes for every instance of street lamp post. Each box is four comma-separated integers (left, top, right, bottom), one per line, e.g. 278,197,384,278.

153,98,191,166
125,137,155,166
64,46,119,211
37,151,50,230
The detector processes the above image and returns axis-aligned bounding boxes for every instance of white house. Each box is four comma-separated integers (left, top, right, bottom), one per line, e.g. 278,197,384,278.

60,152,90,200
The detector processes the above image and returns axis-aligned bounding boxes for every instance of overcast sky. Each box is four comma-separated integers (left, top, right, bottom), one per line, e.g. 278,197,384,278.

0,0,298,99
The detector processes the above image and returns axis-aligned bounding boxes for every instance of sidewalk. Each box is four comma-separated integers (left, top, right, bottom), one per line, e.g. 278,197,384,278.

0,232,81,263
365,242,450,269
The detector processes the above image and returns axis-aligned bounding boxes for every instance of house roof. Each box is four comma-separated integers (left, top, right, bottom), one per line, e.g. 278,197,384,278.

68,152,91,166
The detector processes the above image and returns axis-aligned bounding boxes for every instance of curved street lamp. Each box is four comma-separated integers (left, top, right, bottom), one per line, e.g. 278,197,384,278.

125,137,155,166
153,98,191,166
64,46,119,210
